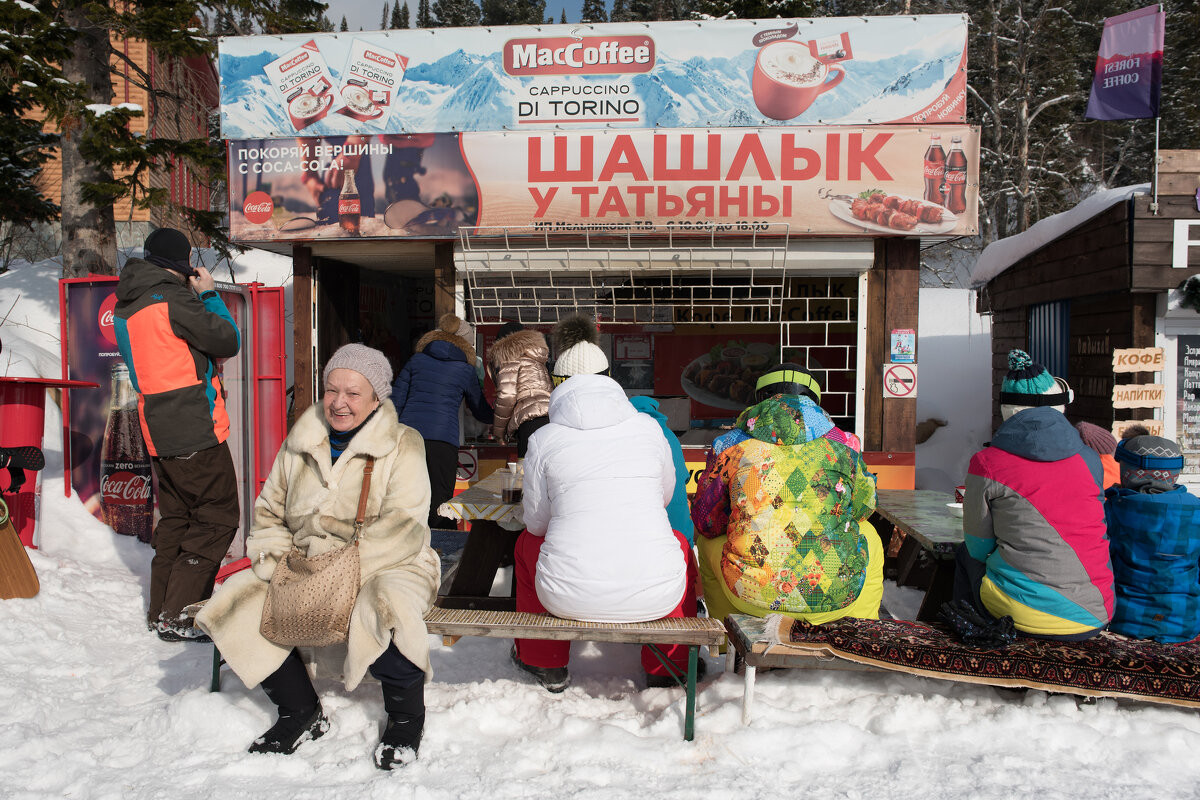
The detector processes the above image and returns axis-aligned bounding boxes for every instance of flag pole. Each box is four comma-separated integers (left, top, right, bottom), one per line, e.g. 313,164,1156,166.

1152,115,1160,215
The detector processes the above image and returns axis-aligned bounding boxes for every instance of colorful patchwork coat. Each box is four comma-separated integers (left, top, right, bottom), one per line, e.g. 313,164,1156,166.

691,395,876,614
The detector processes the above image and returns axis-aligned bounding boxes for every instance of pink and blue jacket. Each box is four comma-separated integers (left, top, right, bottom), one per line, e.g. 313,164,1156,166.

963,407,1114,638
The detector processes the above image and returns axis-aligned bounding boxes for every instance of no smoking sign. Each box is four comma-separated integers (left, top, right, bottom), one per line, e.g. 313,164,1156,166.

883,363,917,398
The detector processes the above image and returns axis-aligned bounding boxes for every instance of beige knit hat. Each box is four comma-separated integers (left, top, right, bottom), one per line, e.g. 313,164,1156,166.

323,343,392,400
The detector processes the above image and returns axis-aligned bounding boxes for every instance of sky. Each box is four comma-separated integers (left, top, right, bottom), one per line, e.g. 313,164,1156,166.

324,0,586,30
4,252,1200,798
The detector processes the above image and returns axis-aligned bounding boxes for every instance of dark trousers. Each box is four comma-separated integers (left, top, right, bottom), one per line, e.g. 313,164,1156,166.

263,643,424,714
149,441,240,623
515,415,549,459
425,439,459,529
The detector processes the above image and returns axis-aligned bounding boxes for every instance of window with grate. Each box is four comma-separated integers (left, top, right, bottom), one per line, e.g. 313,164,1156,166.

1028,299,1070,379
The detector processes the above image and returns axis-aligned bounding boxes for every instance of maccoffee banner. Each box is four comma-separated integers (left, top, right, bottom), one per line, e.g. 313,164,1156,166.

227,125,979,241
218,15,968,139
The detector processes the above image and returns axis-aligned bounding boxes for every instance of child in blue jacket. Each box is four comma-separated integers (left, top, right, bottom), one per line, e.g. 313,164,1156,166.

1106,435,1200,643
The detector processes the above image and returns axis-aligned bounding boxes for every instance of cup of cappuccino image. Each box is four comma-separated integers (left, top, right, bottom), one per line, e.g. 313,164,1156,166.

338,83,380,121
287,90,329,129
751,41,845,121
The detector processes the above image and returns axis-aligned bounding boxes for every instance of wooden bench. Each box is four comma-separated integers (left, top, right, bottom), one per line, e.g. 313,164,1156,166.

726,612,1200,724
209,607,727,741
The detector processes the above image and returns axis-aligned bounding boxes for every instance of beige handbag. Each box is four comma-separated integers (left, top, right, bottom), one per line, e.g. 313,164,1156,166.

260,457,374,647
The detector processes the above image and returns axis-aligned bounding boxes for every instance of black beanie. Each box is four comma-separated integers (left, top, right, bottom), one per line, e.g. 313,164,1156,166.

143,228,194,276
496,320,524,342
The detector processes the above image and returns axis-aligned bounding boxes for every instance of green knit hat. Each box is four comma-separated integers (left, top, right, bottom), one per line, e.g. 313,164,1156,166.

1001,349,1054,396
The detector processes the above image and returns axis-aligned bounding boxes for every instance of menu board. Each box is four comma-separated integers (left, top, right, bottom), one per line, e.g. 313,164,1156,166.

1177,335,1200,475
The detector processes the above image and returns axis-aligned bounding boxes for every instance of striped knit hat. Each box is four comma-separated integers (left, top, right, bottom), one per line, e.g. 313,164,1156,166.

999,349,1070,420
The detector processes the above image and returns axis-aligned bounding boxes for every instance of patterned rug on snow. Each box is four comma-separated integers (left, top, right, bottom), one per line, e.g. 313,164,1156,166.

772,615,1200,708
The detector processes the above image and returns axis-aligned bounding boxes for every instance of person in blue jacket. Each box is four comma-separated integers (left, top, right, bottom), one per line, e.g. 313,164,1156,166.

1106,435,1200,643
629,396,694,547
392,313,493,528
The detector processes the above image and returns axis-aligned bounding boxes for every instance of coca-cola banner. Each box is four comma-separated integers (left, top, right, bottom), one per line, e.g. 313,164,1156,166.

227,125,979,242
218,16,968,139
1084,5,1165,122
61,279,256,555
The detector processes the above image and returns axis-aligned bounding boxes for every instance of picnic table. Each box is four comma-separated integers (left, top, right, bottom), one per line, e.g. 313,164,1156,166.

435,468,524,611
871,489,964,622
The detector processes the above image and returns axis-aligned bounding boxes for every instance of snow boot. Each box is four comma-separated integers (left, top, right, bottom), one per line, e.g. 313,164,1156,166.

154,613,211,644
250,649,329,755
374,678,425,770
510,645,569,693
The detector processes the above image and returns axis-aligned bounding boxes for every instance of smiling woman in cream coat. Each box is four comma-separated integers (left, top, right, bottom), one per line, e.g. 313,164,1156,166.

197,344,440,771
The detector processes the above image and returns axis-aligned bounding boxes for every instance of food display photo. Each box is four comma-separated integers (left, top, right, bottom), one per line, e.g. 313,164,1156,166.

680,339,780,411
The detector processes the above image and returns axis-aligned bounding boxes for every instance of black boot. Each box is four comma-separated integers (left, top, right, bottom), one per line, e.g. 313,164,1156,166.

250,649,329,755
375,678,425,770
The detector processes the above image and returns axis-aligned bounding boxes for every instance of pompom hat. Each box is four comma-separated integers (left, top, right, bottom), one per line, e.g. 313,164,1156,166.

323,343,393,401
999,349,1070,419
1115,435,1183,493
551,313,608,384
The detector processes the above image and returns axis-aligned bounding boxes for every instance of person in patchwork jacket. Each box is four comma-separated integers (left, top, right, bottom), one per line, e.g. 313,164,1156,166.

958,350,1114,640
691,363,883,626
1105,435,1200,643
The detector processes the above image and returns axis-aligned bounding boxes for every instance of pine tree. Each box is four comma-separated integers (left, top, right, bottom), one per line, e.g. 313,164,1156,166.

316,14,334,31
418,0,434,26
51,0,329,276
382,1,391,29
580,0,607,21
0,0,77,267
433,0,481,25
609,0,633,22
340,14,349,30
391,1,406,27
560,8,567,22
481,0,546,25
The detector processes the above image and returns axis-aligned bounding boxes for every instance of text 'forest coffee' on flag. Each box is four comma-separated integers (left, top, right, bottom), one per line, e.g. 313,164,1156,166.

1085,4,1165,121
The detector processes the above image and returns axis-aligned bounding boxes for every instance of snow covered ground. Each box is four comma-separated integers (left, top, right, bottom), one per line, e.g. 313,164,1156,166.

3,256,1200,798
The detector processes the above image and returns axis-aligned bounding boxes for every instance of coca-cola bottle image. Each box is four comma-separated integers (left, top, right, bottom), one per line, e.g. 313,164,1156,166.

944,136,968,214
923,133,946,205
339,168,361,236
100,363,154,543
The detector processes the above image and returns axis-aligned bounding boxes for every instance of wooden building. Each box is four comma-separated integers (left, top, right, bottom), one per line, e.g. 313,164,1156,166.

977,150,1200,482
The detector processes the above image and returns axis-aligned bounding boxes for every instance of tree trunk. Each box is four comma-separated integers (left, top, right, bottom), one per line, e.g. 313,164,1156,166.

60,0,117,278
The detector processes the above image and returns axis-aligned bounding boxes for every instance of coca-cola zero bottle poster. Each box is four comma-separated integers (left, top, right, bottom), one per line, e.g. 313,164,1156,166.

62,279,155,538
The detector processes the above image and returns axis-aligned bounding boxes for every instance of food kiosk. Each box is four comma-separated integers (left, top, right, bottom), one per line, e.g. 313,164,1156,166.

218,16,984,491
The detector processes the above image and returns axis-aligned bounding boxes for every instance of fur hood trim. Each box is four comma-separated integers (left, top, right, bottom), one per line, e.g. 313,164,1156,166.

552,314,599,355
415,327,476,365
489,328,548,367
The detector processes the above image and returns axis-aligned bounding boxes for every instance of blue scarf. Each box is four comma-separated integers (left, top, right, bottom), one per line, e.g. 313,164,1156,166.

329,407,379,463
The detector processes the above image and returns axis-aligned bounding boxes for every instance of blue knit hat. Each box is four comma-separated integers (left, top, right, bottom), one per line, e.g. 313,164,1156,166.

999,350,1071,419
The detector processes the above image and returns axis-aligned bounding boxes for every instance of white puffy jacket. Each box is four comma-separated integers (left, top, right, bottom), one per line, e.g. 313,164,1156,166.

523,374,686,622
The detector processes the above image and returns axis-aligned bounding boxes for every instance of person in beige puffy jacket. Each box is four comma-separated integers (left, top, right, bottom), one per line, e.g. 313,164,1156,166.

197,344,440,770
487,321,552,457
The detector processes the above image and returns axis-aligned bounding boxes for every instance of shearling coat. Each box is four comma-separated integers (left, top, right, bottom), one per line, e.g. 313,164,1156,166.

196,401,440,690
488,329,551,441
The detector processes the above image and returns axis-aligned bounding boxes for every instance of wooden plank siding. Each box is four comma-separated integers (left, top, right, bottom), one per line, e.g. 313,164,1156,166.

1131,196,1200,290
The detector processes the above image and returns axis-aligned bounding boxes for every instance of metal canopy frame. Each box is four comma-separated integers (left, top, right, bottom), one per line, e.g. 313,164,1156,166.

456,225,873,328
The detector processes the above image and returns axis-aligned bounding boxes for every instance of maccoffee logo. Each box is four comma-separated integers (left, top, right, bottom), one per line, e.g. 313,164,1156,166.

98,292,118,347
101,472,152,504
504,36,655,76
243,191,274,224
364,49,396,68
279,52,310,72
